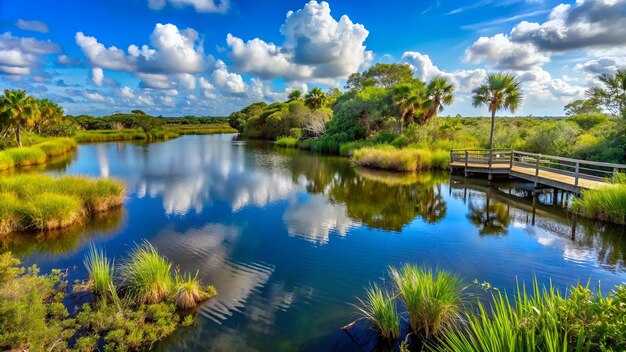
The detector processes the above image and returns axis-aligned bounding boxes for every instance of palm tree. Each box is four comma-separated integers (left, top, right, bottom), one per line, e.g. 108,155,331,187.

423,77,455,124
472,73,522,150
287,89,303,102
392,81,425,134
304,87,327,110
587,68,626,118
35,98,64,134
0,89,39,146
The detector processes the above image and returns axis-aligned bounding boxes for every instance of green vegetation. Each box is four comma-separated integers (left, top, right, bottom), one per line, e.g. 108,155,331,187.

353,284,400,340
121,242,174,305
275,136,299,148
0,174,125,234
573,174,626,224
352,146,449,171
351,266,626,351
0,137,77,171
0,244,216,351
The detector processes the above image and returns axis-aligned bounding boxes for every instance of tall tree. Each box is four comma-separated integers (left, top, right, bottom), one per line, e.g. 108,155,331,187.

587,68,626,118
287,89,303,102
563,99,602,116
0,89,39,146
304,87,327,110
392,80,426,134
345,63,414,90
35,98,64,134
472,73,522,150
423,77,455,124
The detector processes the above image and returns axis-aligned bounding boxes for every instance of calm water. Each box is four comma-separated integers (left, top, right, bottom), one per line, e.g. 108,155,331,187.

5,134,626,351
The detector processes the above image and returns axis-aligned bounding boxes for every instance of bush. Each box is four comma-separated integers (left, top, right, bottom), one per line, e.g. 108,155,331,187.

288,128,302,139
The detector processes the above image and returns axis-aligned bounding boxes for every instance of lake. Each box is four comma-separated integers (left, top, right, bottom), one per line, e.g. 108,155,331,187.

7,133,626,351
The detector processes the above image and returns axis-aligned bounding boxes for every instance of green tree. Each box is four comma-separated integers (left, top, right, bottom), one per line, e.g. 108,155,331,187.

587,68,626,118
392,80,426,134
423,77,455,124
34,98,64,134
304,87,327,110
564,99,602,116
287,89,303,102
346,63,414,90
472,73,522,150
0,89,39,146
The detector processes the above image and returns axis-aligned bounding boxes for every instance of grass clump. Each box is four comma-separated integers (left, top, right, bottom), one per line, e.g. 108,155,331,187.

573,174,626,224
121,242,174,304
173,271,217,309
353,283,400,340
3,146,47,167
83,246,114,298
34,137,77,156
275,136,299,148
0,175,125,234
352,146,450,172
390,265,465,338
0,153,13,171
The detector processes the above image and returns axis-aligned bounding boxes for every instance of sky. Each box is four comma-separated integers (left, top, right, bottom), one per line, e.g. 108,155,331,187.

1,0,625,117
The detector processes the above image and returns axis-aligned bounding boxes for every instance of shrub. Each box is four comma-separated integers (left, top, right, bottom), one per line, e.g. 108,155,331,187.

3,147,47,167
288,128,302,139
275,136,299,148
353,284,400,340
121,242,173,304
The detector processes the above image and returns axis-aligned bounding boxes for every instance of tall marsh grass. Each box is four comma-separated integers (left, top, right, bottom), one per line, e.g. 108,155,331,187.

353,284,400,340
353,146,449,172
173,271,217,309
83,245,114,298
0,175,125,234
274,136,299,148
121,242,174,304
0,137,77,170
572,173,626,224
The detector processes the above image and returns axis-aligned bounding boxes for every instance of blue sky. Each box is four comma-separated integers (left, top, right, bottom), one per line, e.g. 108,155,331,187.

1,0,625,116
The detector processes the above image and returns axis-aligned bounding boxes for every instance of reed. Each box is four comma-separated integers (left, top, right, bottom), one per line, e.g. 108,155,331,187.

121,242,173,304
572,176,626,224
389,265,465,338
353,147,441,172
83,246,114,298
353,283,400,340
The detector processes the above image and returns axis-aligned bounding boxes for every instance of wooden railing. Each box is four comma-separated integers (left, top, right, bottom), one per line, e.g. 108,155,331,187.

451,149,626,187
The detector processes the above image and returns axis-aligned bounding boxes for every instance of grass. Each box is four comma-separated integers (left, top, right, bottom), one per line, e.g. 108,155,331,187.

389,265,465,338
0,175,125,234
275,136,299,148
83,245,114,298
573,174,626,224
165,123,236,135
353,283,400,340
73,129,147,143
121,242,174,304
352,146,450,172
173,271,217,309
0,137,78,170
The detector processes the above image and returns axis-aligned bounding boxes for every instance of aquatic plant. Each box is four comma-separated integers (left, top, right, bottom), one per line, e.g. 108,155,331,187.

173,271,217,309
83,245,114,298
275,136,299,148
573,174,626,224
353,283,400,340
121,242,173,304
389,265,465,338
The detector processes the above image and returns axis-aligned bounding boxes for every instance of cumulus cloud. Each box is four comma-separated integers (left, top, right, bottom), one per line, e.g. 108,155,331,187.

76,23,210,74
401,51,486,93
510,0,626,52
147,0,228,13
211,59,246,94
575,57,626,75
56,54,82,67
0,32,60,75
464,33,550,70
16,19,49,33
226,1,371,81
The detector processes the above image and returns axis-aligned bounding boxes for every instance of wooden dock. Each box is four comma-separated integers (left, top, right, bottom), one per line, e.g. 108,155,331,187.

450,149,626,194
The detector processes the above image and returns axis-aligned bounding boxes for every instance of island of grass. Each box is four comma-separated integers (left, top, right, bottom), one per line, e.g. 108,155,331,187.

0,137,77,171
0,175,125,235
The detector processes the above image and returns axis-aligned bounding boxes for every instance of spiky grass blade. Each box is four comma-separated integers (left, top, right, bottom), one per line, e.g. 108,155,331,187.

353,283,400,340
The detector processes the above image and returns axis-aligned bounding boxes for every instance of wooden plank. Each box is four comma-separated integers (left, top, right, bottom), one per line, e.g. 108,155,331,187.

510,166,605,190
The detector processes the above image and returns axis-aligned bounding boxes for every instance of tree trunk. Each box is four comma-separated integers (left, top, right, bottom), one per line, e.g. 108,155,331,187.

15,124,22,147
398,114,403,135
488,108,496,150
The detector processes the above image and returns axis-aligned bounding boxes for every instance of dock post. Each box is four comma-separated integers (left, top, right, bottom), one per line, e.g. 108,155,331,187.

464,150,469,178
534,154,541,188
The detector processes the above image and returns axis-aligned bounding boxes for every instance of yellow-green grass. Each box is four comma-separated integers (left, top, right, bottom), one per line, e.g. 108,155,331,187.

0,138,78,171
82,246,115,299
0,175,125,234
274,136,299,148
573,183,626,224
164,123,236,135
352,146,450,172
173,271,217,309
73,129,147,143
353,283,400,340
121,242,174,304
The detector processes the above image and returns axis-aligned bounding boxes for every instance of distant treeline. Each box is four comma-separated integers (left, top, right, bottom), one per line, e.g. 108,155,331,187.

69,110,228,131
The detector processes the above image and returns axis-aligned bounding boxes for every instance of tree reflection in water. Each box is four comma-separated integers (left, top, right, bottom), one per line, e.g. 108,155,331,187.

467,191,511,236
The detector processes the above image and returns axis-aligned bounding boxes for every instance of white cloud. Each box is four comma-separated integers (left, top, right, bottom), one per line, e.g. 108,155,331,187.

15,19,49,33
464,34,550,70
211,59,246,94
91,67,104,86
0,32,60,75
147,0,228,13
510,0,626,52
76,23,210,74
226,1,371,81
56,54,82,67
401,51,486,93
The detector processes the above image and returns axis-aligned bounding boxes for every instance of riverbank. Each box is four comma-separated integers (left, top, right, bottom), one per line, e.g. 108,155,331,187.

0,174,125,235
74,123,236,143
0,137,77,171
